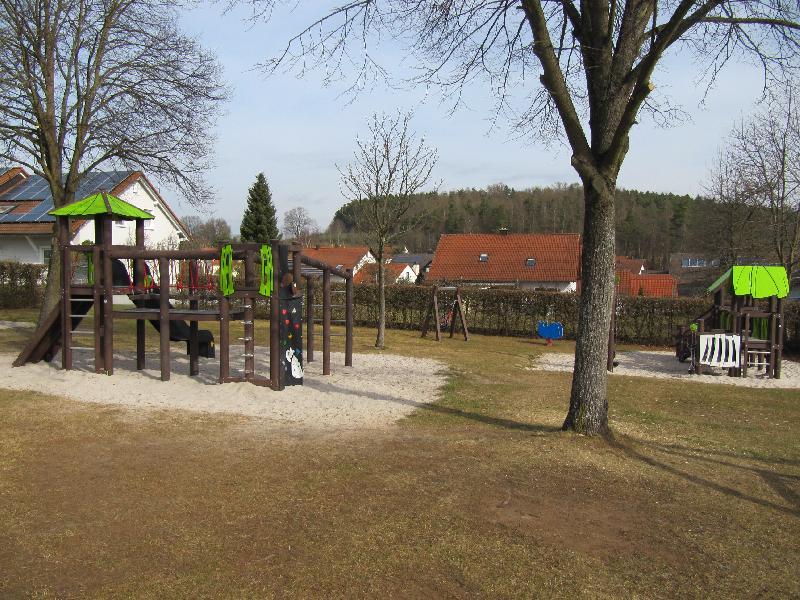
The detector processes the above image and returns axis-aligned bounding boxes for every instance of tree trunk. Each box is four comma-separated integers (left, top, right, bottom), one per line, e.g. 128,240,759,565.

38,228,62,321
375,246,386,349
563,182,616,435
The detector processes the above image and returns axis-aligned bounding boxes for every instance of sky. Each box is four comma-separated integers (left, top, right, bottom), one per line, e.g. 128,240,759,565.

173,3,767,233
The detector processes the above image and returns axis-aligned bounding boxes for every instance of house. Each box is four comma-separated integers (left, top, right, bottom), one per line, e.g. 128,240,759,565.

668,252,723,296
615,269,677,298
616,255,647,275
302,246,377,276
426,233,581,291
353,262,417,285
0,167,188,264
391,252,434,280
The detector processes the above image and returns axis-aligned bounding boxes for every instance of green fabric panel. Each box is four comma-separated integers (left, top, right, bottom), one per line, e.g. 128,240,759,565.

49,192,154,220
731,266,789,299
87,254,94,285
752,317,767,340
259,245,273,297
219,245,235,296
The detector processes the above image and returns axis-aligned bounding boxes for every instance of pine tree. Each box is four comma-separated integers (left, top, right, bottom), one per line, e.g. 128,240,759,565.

240,173,280,242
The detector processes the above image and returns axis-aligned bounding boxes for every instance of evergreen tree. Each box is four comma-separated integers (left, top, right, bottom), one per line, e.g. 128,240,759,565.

240,173,280,242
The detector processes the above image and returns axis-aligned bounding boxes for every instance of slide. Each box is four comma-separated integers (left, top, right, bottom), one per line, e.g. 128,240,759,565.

112,259,215,358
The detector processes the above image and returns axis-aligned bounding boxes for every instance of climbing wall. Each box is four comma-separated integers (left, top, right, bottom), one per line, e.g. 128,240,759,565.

280,295,304,385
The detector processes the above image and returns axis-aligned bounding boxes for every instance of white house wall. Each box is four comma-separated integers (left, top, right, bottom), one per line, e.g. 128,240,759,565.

72,178,186,249
0,234,47,263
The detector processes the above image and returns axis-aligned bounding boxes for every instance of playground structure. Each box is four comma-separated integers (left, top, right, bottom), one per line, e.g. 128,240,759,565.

676,266,788,378
13,193,354,389
420,285,469,341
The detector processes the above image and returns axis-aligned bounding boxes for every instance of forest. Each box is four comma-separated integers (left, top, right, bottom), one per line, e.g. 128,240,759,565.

327,183,728,271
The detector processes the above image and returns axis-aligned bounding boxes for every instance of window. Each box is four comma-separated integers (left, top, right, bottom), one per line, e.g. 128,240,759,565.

0,204,16,215
479,253,489,262
681,257,707,268
41,247,51,264
525,258,536,267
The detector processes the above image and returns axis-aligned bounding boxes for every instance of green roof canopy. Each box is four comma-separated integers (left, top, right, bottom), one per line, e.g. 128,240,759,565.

48,192,154,220
707,265,789,299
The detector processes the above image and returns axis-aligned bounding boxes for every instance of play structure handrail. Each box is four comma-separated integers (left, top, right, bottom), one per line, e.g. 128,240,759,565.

108,246,219,260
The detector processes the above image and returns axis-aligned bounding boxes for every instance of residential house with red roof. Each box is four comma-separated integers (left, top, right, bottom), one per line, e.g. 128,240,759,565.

426,233,582,292
615,255,677,297
302,245,378,281
353,262,417,285
0,167,188,264
615,269,677,298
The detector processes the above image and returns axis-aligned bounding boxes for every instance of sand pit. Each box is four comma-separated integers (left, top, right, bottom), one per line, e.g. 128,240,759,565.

0,347,448,429
533,350,800,389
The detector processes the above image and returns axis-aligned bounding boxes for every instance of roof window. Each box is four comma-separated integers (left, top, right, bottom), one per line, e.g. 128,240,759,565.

525,257,536,267
0,204,16,215
479,253,489,262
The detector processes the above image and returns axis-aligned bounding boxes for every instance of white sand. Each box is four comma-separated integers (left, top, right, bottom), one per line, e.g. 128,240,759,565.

533,350,800,389
0,347,448,428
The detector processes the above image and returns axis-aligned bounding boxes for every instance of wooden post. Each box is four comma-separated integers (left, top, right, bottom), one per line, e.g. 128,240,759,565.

219,294,230,383
269,240,282,390
189,259,199,376
742,312,750,378
59,217,72,370
135,218,145,370
292,250,301,290
306,275,314,362
102,216,114,374
92,245,103,374
158,257,170,381
345,269,353,367
433,286,441,342
323,268,331,376
243,250,255,382
607,294,616,372
776,298,784,379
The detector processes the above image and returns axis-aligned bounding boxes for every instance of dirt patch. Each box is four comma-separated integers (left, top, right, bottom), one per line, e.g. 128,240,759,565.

483,471,682,567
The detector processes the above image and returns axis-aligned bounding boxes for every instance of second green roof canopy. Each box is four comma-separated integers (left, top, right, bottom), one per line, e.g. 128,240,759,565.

49,192,154,221
707,265,789,299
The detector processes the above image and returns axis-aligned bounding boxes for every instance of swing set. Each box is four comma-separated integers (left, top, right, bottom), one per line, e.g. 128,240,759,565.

420,285,469,341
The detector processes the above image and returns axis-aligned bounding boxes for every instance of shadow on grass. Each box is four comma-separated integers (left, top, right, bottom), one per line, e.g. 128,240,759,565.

611,436,800,518
302,377,558,434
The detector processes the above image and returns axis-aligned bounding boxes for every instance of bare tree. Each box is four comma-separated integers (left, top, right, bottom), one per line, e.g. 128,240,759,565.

702,154,763,266
182,216,234,248
250,0,800,434
0,0,226,320
727,89,800,275
282,206,319,246
339,111,438,349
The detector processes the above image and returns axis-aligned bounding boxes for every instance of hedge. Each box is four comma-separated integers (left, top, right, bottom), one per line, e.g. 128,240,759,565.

5,266,799,351
0,261,46,309
330,283,799,350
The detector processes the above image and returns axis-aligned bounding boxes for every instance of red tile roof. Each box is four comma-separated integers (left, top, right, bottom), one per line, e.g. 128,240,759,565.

427,233,581,283
616,256,647,274
616,270,677,297
303,246,373,271
353,262,414,284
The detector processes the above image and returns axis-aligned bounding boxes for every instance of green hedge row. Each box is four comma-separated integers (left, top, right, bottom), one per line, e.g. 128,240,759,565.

339,284,711,346
332,283,799,350
0,261,46,309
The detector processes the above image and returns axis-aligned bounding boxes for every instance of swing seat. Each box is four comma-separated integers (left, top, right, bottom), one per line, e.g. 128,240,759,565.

536,321,564,341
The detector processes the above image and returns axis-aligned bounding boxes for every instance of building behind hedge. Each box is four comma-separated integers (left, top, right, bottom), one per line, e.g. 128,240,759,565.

0,167,188,264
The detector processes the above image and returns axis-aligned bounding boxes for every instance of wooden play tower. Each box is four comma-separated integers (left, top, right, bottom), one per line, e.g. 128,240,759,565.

14,192,354,389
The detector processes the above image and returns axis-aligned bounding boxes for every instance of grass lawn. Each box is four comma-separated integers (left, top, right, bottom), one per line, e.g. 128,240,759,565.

1,309,798,597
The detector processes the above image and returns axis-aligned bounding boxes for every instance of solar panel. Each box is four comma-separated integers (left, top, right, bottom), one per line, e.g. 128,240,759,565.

0,171,135,223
